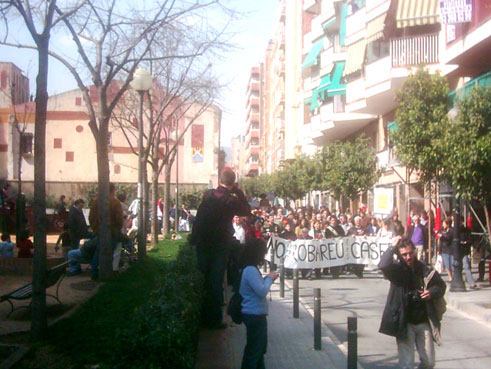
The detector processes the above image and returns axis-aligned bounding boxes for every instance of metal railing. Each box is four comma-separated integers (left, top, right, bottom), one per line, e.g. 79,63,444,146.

391,33,439,67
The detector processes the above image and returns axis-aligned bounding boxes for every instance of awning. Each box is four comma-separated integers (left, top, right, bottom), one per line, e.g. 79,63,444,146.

396,0,440,28
387,121,398,132
317,74,332,101
326,61,346,96
302,39,324,69
309,89,320,111
343,39,366,76
366,13,386,43
323,17,337,33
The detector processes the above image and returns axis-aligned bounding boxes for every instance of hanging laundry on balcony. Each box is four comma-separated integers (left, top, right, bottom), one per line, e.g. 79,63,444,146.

396,0,440,28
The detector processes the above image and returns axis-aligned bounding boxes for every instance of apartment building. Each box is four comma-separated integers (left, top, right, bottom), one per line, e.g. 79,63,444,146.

300,0,490,218
243,66,262,177
263,6,287,174
0,62,30,109
0,65,221,198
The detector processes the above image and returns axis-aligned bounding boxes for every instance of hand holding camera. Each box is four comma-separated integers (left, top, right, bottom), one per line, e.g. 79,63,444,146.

268,271,279,280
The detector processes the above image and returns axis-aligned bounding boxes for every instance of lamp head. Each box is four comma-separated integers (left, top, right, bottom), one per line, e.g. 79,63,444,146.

130,68,153,91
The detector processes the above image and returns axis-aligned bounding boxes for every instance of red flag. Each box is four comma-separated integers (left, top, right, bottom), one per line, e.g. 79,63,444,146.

434,207,442,237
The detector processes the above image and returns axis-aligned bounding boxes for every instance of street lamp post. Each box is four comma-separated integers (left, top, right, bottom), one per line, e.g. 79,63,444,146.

130,68,153,261
447,106,465,291
450,193,466,292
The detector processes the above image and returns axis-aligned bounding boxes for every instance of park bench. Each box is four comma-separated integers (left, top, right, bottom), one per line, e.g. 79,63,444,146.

0,260,70,317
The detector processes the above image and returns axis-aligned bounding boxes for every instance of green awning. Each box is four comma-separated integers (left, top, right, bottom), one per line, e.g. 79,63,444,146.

317,74,332,101
309,89,320,111
387,121,398,132
302,39,324,69
326,61,346,96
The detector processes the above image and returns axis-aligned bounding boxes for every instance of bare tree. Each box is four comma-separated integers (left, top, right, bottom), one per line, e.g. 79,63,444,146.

0,0,82,339
112,54,221,243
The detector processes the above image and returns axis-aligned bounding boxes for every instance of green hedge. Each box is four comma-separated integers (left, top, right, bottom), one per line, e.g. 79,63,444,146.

106,243,202,369
17,241,202,369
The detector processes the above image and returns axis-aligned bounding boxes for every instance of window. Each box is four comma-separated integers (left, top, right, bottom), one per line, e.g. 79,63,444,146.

333,95,346,113
114,164,121,174
66,151,74,162
366,40,390,64
0,71,7,89
20,133,33,154
75,97,82,106
54,138,62,149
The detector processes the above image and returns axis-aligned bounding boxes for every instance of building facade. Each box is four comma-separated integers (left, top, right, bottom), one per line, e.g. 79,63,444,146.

232,0,490,218
0,66,221,200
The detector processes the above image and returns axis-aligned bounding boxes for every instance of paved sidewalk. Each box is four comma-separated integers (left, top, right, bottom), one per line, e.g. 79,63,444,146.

196,269,491,369
196,283,348,369
445,278,491,323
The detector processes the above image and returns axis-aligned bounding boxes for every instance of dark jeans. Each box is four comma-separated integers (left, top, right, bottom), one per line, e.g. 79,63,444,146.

227,242,244,292
241,314,267,369
196,244,228,327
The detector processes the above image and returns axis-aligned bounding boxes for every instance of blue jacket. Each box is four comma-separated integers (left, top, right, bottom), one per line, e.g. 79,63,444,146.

240,266,274,315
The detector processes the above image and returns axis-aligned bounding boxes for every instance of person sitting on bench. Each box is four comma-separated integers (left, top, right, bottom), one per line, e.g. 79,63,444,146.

67,236,99,278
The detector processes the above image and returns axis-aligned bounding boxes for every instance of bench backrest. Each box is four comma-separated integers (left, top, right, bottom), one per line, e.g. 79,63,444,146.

46,261,69,288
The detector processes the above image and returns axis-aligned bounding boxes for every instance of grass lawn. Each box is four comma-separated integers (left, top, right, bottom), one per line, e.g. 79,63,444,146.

12,236,191,369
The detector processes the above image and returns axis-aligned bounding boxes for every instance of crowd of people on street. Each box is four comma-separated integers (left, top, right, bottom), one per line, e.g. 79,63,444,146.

224,199,489,287
189,171,487,369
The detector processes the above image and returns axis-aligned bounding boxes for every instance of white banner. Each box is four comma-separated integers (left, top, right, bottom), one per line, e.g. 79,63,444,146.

265,235,394,269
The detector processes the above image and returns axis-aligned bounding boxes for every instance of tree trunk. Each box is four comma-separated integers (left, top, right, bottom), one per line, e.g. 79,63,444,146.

31,42,49,339
95,126,112,281
163,164,171,234
485,204,491,247
143,168,149,249
151,166,159,244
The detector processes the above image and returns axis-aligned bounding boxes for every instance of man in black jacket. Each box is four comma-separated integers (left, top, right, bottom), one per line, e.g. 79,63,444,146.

189,168,250,329
68,199,91,249
379,238,446,369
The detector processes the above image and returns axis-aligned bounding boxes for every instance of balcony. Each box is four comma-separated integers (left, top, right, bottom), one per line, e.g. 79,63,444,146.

304,0,318,14
346,33,441,115
246,81,260,95
345,6,366,46
391,34,439,68
245,161,259,177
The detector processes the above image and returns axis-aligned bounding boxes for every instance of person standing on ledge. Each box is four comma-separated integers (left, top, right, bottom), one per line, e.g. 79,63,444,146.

189,167,250,329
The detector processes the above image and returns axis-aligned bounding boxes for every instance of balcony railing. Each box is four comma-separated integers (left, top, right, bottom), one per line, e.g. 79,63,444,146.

391,33,439,67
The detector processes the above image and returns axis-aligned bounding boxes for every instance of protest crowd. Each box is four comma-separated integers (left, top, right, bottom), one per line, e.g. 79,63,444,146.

226,198,489,286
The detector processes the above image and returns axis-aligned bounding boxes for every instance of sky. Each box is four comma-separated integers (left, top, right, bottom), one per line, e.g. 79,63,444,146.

0,0,280,148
